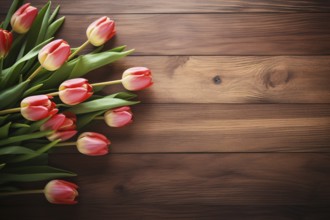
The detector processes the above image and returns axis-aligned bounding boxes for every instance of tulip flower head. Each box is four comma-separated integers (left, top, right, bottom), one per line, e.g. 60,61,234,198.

104,106,133,127
122,67,153,91
44,180,78,205
38,39,71,71
77,132,110,156
59,78,93,105
20,95,58,121
10,3,38,34
41,112,77,141
86,16,116,46
0,29,13,58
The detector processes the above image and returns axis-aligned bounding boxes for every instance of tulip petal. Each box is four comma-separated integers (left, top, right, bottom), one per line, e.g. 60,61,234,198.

41,114,66,131
59,87,91,105
21,106,50,121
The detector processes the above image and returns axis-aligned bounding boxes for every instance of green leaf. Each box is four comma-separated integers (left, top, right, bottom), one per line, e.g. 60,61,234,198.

23,2,51,54
38,58,78,89
3,34,25,68
77,110,105,129
67,96,140,114
49,5,60,23
0,165,76,184
110,45,127,52
45,16,65,39
0,122,11,139
10,123,30,128
0,146,35,155
69,49,134,78
0,163,5,170
0,38,53,89
10,140,60,163
13,116,50,136
2,0,23,29
23,83,44,97
0,130,52,146
108,92,137,100
0,116,9,126
0,80,30,109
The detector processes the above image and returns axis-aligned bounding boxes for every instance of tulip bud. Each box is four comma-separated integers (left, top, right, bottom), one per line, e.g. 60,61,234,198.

44,180,78,205
86,16,116,46
38,39,71,71
76,132,110,156
0,29,13,58
59,78,93,105
104,106,133,127
122,67,153,91
10,3,38,34
20,95,58,121
41,112,77,141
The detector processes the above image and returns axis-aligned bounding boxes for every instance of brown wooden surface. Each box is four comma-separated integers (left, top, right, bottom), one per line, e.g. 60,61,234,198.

1,0,330,219
57,14,330,55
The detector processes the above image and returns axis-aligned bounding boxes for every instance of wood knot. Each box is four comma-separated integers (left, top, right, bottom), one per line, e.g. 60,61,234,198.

213,75,221,85
263,67,291,88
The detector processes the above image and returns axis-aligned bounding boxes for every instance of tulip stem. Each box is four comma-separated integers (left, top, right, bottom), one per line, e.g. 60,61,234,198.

0,189,44,197
47,91,59,97
91,79,122,87
69,40,90,60
55,142,76,147
0,107,21,115
27,65,43,81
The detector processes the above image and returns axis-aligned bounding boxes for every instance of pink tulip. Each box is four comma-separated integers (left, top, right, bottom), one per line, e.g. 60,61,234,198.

86,16,116,46
122,67,153,91
10,3,38,34
20,95,58,121
76,132,110,156
0,29,13,58
59,78,93,105
41,112,77,141
44,180,78,205
38,39,71,71
104,106,133,127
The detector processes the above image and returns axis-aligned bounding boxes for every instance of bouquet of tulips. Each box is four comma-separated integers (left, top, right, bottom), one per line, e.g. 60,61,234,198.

0,1,152,204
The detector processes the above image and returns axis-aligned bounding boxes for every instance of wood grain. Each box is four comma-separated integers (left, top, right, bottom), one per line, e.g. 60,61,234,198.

1,205,330,220
64,104,330,153
91,56,330,103
2,0,330,13
55,14,330,55
2,154,330,207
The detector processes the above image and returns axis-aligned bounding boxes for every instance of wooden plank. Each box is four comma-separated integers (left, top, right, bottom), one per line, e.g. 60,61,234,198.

53,14,330,55
93,56,330,103
54,104,330,153
2,154,330,208
1,205,330,220
2,0,330,13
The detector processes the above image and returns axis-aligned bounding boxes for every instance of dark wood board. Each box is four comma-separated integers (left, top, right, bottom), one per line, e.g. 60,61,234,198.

1,0,330,219
2,0,330,13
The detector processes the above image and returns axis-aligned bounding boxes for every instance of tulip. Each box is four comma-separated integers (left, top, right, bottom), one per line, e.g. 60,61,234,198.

104,106,133,127
86,16,116,46
76,132,110,156
122,67,153,91
0,29,13,58
10,3,38,34
38,39,71,71
20,95,58,121
44,180,78,205
41,112,77,141
59,78,93,105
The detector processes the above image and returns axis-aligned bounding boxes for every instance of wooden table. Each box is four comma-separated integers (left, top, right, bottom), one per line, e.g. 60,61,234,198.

1,0,330,219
